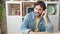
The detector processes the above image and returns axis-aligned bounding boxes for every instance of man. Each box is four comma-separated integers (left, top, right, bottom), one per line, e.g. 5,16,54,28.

20,1,54,34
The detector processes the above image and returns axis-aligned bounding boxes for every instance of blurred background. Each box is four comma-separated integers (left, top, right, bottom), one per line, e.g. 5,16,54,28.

0,0,60,34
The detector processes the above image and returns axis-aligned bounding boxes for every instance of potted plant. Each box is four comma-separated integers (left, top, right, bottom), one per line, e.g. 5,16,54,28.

0,0,5,34
0,7,3,25
0,7,3,34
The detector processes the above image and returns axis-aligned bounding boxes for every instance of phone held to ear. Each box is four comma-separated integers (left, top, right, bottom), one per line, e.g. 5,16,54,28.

41,9,47,18
41,11,45,17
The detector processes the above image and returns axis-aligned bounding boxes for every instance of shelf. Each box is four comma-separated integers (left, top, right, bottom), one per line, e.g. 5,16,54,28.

8,4,20,16
6,1,22,16
46,1,59,15
6,1,59,32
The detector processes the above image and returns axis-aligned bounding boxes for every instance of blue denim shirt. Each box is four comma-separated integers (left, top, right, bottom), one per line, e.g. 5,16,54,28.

20,11,54,34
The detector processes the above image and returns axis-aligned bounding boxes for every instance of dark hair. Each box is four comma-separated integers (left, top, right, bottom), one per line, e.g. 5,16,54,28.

34,1,46,10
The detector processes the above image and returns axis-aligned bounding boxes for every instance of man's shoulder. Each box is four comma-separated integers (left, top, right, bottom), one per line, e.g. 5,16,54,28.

27,11,34,16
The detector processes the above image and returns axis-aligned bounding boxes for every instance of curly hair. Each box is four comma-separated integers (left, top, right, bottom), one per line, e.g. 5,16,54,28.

34,1,46,10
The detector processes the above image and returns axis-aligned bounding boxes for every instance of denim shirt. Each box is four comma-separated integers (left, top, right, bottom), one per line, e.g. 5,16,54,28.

20,11,54,34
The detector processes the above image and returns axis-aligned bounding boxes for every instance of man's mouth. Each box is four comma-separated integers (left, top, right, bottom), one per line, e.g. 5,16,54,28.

35,13,41,16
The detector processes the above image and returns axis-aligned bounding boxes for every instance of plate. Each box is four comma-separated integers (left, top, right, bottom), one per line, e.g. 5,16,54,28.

47,5,55,15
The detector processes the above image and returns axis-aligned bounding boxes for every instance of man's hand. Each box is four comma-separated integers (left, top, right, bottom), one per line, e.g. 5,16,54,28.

42,10,47,18
42,11,49,25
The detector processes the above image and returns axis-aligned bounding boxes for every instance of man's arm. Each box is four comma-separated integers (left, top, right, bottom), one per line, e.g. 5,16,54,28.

42,11,54,32
20,14,39,34
20,14,31,34
44,16,54,32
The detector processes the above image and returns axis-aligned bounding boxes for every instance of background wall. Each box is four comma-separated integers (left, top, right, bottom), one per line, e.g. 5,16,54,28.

58,0,60,31
0,0,60,34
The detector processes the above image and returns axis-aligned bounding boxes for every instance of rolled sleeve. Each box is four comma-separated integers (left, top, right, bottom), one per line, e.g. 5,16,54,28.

44,22,54,32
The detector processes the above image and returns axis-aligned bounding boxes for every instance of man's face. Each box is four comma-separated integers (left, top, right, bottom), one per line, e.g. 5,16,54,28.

34,5,43,17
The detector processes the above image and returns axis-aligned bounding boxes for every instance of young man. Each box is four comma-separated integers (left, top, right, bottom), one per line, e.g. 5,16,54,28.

20,1,54,34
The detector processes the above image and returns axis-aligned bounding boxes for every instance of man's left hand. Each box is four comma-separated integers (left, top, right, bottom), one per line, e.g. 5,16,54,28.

42,11,48,25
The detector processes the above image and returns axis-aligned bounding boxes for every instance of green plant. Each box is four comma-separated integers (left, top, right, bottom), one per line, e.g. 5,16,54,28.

0,7,3,22
0,0,5,25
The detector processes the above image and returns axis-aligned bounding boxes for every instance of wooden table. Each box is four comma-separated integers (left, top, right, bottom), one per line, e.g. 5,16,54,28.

7,32,55,34
7,31,60,34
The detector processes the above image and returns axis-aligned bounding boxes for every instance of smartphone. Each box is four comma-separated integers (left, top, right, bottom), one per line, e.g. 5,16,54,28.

41,11,45,17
